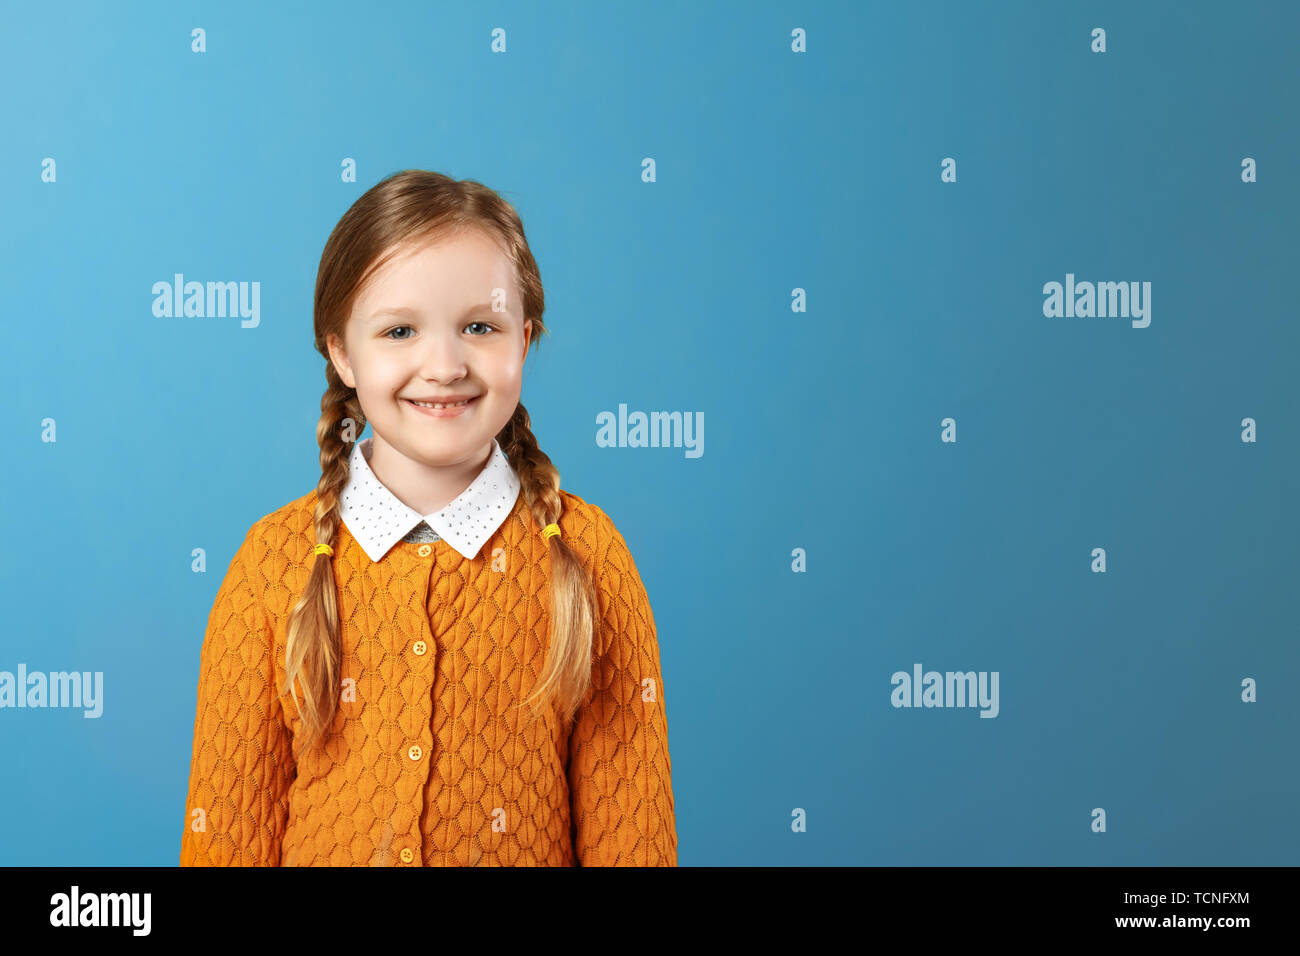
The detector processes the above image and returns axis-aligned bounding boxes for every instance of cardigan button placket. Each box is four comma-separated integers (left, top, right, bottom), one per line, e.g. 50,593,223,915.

411,541,437,867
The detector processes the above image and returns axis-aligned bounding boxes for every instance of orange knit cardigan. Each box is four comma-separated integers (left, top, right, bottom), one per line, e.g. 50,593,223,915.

179,488,676,866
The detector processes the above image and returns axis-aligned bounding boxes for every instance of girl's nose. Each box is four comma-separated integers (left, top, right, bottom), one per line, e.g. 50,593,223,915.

416,332,469,382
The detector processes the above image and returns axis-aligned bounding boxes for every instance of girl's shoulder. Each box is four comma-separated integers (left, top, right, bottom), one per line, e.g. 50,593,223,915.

555,488,609,543
554,489,644,576
228,490,320,566
553,490,656,632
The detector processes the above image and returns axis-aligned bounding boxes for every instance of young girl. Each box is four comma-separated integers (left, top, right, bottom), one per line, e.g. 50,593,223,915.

179,170,676,866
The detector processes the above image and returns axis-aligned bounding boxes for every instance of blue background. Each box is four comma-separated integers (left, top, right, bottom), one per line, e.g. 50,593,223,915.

1,0,1296,865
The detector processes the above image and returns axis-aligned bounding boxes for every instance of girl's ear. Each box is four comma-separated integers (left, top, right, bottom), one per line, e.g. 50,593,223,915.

326,333,356,389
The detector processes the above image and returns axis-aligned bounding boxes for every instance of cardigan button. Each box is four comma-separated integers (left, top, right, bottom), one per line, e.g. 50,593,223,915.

412,640,427,656
408,744,422,761
399,847,414,864
417,544,432,557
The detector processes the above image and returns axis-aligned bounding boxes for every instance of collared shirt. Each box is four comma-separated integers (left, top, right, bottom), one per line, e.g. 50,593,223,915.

339,436,521,563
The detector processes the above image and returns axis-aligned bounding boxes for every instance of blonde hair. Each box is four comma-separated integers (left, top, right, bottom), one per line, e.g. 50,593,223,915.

282,169,599,751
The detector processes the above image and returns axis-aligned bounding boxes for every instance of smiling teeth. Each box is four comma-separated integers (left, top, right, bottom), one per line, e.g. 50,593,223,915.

410,399,470,409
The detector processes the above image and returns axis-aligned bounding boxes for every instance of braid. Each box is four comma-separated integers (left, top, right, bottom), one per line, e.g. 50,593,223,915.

281,361,367,751
312,362,367,544
499,402,600,724
499,402,559,522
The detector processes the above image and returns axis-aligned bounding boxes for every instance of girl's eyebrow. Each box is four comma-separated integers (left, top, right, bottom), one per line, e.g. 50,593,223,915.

367,303,499,322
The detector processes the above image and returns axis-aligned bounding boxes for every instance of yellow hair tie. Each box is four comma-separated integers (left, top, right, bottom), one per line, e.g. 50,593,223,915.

313,543,334,557
541,523,561,541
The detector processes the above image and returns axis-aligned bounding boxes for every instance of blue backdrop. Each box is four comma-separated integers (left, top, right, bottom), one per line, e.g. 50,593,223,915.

1,0,1296,865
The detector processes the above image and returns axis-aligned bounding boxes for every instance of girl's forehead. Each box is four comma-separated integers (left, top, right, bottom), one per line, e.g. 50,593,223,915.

361,235,515,302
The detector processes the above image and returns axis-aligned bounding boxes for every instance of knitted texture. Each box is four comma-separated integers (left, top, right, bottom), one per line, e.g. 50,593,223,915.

179,488,676,866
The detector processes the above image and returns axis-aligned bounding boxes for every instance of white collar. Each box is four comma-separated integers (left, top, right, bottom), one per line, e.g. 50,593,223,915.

339,436,521,562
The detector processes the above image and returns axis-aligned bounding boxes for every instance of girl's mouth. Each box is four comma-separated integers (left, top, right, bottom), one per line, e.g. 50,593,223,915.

404,396,479,418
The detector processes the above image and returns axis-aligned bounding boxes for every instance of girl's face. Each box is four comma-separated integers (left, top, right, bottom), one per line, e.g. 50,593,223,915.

326,228,532,475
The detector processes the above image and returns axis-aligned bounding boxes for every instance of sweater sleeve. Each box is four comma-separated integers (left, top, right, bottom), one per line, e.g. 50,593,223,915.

179,523,296,866
566,508,677,866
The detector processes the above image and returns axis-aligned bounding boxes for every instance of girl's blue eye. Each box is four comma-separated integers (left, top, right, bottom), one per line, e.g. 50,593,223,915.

384,322,495,340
